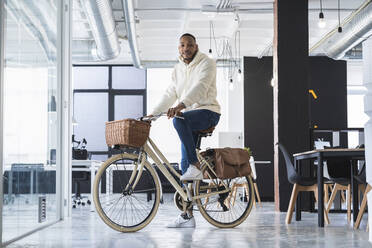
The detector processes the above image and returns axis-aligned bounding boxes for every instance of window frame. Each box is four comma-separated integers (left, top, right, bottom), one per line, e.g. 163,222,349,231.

73,64,147,158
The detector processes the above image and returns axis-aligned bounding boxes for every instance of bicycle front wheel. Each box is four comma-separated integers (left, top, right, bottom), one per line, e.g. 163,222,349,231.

195,171,254,228
93,152,161,232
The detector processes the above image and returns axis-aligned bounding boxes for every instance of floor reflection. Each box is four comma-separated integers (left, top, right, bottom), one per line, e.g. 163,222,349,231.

6,193,371,248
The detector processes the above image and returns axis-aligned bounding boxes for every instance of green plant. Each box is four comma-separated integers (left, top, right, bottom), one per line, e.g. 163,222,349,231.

244,147,252,156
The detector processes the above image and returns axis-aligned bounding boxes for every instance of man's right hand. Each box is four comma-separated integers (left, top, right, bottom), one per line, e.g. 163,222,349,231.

167,103,185,119
142,115,153,122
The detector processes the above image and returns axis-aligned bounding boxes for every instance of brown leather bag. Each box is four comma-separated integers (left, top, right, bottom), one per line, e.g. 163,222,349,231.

202,148,251,179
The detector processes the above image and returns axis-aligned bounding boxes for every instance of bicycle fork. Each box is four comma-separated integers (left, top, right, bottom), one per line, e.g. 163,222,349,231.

124,152,146,192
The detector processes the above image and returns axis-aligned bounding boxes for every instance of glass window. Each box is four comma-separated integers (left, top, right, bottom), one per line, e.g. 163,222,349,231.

72,66,146,157
115,95,143,119
112,66,146,89
74,93,108,151
3,0,59,242
90,154,108,162
73,66,108,89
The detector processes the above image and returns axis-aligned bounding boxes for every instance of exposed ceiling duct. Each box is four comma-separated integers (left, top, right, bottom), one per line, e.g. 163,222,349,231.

310,0,372,60
202,0,235,12
80,0,121,61
122,0,142,68
5,0,121,65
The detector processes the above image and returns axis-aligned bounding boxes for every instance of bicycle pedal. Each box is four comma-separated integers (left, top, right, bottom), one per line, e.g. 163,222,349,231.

182,180,194,183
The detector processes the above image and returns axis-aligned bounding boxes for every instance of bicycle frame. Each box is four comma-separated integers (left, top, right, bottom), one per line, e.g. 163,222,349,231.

124,137,230,203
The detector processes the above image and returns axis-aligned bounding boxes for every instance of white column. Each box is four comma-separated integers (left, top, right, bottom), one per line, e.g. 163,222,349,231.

0,0,5,243
363,38,372,241
57,0,72,220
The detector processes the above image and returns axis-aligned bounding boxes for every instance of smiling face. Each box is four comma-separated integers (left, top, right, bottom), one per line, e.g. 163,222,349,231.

178,35,198,64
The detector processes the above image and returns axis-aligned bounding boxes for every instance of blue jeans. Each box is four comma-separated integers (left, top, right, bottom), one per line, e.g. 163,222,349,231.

172,109,220,174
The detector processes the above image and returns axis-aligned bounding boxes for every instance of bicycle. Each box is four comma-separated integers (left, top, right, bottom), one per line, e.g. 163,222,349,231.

93,113,254,232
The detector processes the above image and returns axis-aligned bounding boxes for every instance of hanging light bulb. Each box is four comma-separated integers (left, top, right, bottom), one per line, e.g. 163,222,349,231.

318,0,326,28
208,21,214,59
229,78,234,91
270,77,275,87
237,68,242,82
318,12,326,28
337,0,342,33
208,48,214,58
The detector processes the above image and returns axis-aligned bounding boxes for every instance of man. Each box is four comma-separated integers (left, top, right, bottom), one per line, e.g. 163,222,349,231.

150,33,221,227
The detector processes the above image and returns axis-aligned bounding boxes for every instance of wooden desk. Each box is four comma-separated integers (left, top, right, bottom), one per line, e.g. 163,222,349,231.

293,148,365,227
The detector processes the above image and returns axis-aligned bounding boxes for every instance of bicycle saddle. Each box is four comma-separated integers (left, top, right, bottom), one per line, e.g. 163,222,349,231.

198,126,215,137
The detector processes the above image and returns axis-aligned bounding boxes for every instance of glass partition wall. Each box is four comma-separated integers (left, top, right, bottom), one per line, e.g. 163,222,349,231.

1,0,69,244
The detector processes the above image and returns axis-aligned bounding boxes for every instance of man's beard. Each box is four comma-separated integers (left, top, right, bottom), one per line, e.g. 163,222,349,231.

182,50,197,63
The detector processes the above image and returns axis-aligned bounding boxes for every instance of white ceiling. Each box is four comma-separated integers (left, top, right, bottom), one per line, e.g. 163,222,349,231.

108,0,366,64
4,0,367,65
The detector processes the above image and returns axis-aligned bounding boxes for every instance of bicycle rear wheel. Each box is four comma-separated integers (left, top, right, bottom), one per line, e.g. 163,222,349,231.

93,152,160,232
195,168,254,228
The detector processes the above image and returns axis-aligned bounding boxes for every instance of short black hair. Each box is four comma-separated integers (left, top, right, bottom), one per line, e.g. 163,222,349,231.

180,33,196,42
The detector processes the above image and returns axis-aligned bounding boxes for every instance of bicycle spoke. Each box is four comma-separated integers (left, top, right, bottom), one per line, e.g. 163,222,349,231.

94,154,159,231
195,173,253,227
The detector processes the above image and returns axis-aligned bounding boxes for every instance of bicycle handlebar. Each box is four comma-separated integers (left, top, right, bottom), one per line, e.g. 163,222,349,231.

140,112,184,122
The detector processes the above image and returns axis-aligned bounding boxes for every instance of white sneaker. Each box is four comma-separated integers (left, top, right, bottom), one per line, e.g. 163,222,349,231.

167,214,196,228
180,165,203,181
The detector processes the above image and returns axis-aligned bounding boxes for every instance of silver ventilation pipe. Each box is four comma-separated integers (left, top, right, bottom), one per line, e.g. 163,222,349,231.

310,0,372,59
72,40,100,62
6,0,120,64
122,0,142,68
81,0,121,61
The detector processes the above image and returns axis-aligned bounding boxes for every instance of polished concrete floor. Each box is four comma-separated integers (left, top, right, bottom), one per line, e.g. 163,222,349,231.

6,194,372,248
2,194,58,242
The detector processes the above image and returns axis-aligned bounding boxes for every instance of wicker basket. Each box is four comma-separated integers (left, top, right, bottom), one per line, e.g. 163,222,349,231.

105,119,151,148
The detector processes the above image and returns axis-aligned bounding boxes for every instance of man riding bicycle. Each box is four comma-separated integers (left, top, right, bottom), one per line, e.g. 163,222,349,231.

148,33,221,228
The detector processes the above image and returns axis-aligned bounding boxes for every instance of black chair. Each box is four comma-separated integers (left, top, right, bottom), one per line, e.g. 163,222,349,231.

72,171,91,208
354,162,370,229
278,143,329,224
325,148,354,223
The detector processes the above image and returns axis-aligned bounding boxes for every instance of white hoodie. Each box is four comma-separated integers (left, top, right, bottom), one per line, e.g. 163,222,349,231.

151,51,221,115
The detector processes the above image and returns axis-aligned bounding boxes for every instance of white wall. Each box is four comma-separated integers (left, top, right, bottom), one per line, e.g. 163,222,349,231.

227,72,244,133
347,60,368,148
347,60,363,86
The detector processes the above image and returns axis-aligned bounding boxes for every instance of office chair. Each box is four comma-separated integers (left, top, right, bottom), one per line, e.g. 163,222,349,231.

72,171,92,208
